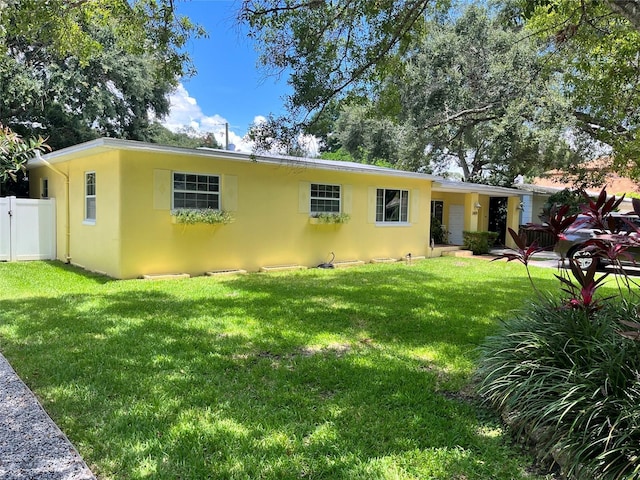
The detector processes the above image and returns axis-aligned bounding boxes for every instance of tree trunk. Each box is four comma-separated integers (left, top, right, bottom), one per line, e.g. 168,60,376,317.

607,0,640,31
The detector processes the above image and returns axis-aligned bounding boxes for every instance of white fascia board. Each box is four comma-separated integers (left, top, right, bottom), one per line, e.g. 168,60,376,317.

432,180,522,197
28,137,441,182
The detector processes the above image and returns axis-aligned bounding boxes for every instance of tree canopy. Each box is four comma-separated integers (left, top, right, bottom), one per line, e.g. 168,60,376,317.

516,0,640,178
240,0,640,182
304,6,587,185
0,0,205,149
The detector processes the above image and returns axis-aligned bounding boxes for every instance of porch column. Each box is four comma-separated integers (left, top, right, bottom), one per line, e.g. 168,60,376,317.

505,196,521,249
464,192,480,232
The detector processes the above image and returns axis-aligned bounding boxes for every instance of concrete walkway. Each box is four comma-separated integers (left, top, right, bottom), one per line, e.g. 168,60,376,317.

0,353,96,480
486,248,564,269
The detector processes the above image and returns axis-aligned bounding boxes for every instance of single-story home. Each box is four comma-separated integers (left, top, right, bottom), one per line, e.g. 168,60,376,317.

27,138,526,279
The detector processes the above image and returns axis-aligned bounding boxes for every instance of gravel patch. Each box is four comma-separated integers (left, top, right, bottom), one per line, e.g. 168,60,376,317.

0,353,96,480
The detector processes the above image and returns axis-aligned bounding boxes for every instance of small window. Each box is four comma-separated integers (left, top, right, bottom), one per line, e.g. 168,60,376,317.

310,183,341,214
376,188,408,223
85,172,96,222
41,178,49,198
172,172,220,210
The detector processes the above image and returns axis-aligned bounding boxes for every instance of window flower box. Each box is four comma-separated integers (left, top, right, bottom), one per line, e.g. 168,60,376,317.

308,213,351,225
171,209,234,225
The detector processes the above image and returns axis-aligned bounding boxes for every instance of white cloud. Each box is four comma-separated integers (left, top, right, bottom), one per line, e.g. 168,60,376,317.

161,84,253,152
162,84,320,157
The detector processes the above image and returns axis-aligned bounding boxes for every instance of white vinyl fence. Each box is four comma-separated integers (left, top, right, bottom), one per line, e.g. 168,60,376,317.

0,196,56,261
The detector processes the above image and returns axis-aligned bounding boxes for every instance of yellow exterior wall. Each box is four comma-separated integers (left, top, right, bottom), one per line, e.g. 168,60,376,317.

30,165,68,261
29,150,123,277
506,196,521,249
430,192,510,234
430,192,463,234
115,150,432,278
29,145,525,278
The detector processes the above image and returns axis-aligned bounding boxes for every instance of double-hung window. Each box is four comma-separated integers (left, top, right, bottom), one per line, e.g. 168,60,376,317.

310,183,341,214
376,188,409,223
173,172,220,210
85,172,96,222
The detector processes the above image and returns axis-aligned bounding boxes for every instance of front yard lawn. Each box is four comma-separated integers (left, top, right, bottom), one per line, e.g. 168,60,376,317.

0,258,558,479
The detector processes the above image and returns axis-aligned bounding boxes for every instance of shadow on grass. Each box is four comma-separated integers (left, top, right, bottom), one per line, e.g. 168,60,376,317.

0,259,558,479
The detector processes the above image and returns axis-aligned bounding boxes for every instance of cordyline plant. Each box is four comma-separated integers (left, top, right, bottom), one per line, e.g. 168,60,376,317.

493,187,640,336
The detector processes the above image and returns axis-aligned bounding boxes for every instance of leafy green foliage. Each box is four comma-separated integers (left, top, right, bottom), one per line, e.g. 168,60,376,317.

485,186,640,477
240,0,435,127
462,231,498,255
430,216,447,244
310,212,351,224
300,5,584,183
0,1,205,149
389,5,583,183
515,0,640,177
146,123,222,149
0,124,49,195
477,301,640,479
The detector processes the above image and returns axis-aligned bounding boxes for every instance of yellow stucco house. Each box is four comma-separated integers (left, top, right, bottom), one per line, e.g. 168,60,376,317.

27,138,525,279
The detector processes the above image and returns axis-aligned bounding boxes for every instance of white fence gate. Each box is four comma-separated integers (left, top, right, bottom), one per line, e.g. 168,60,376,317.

0,196,56,262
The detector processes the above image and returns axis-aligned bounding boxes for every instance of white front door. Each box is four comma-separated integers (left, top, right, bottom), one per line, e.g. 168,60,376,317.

448,204,465,245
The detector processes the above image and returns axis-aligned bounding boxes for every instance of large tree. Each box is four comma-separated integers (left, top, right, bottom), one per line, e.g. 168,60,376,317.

241,0,640,180
321,6,586,185
516,0,640,177
240,0,440,148
0,0,204,149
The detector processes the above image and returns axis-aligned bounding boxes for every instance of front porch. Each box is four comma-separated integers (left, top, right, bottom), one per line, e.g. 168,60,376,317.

430,180,528,250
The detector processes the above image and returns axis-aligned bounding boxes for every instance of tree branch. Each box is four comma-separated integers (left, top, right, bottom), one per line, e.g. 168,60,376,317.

607,0,640,31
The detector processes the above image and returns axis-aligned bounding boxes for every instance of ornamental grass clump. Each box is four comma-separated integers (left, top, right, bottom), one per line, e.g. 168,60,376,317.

478,187,640,479
478,300,640,479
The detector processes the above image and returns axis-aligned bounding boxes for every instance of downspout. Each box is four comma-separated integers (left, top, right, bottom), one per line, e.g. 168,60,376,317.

35,151,71,263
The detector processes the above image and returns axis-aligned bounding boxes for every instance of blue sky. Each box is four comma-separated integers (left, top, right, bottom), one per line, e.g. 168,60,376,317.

163,0,292,150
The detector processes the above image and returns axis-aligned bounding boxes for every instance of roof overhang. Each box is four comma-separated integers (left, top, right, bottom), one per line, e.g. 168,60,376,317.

28,138,536,198
432,179,525,197
512,183,561,196
27,138,440,181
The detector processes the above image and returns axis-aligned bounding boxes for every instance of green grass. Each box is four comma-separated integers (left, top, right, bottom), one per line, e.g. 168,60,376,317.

0,257,560,479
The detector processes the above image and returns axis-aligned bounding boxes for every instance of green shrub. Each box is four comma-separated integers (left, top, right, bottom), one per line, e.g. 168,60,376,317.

430,216,447,244
462,231,498,254
477,300,640,479
485,188,640,478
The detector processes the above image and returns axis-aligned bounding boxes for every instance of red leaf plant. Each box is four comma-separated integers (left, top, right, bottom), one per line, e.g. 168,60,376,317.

525,204,578,242
556,259,612,314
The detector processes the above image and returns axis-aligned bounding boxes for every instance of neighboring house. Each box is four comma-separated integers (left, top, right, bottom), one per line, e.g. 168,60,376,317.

533,158,640,197
512,182,556,224
514,160,638,224
27,138,524,279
